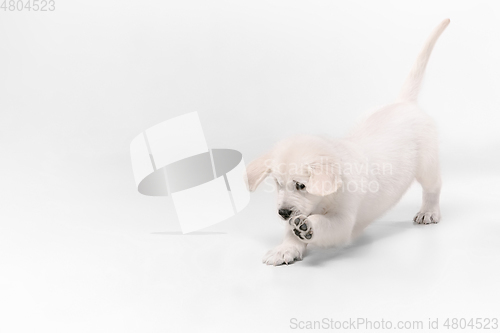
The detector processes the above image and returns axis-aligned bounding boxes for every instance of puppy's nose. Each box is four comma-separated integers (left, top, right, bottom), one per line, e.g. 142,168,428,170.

278,208,292,219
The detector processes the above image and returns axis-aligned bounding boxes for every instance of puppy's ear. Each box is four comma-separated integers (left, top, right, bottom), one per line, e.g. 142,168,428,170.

246,153,272,192
306,157,342,196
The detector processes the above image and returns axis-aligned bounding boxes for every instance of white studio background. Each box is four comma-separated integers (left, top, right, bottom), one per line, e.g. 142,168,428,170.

1,1,499,332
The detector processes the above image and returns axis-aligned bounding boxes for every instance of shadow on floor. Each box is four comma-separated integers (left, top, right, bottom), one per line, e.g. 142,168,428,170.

302,220,415,267
150,231,227,235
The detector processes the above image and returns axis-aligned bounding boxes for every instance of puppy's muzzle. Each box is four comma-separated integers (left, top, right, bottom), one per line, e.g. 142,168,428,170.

278,208,293,220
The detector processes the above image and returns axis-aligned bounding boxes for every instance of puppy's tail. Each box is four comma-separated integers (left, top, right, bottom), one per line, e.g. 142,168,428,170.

398,18,450,102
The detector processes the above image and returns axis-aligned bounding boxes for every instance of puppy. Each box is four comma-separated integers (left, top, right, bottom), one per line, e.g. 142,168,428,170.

247,19,450,265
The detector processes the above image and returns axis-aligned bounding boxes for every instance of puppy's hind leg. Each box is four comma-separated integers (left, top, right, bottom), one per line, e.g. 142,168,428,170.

414,125,442,224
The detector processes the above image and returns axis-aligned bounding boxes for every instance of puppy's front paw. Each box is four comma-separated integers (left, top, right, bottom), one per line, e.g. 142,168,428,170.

262,245,303,266
289,215,313,242
413,211,440,224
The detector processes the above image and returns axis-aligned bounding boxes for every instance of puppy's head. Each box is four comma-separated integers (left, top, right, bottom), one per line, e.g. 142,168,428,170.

246,136,342,220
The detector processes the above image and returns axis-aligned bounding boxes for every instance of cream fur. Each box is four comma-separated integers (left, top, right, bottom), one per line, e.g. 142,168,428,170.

246,19,450,265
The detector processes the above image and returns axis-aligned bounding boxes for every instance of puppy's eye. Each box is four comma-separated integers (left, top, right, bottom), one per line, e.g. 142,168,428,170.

295,182,306,191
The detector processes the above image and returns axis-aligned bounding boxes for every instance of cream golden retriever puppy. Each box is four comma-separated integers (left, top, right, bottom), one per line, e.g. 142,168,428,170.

247,19,450,265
